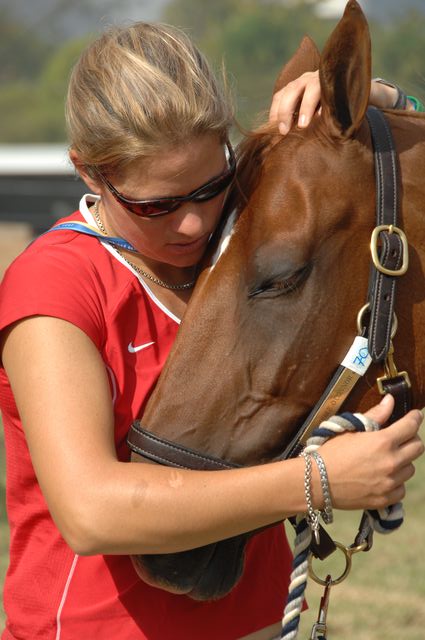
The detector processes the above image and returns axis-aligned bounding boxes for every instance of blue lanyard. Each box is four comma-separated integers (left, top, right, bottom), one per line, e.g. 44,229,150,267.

46,221,138,252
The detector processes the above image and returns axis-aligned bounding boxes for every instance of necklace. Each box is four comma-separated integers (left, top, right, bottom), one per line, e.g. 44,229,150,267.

92,200,196,291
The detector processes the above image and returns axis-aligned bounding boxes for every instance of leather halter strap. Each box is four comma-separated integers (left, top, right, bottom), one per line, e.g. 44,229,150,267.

364,107,411,424
366,106,405,362
128,108,411,480
129,420,239,471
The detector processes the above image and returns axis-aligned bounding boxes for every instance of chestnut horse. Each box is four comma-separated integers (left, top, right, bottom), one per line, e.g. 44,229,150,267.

129,1,425,601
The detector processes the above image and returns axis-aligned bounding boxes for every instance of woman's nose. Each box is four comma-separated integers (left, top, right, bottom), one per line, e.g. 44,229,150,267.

170,204,205,236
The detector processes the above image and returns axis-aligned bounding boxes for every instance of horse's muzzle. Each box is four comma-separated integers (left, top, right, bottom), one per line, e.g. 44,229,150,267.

131,533,251,601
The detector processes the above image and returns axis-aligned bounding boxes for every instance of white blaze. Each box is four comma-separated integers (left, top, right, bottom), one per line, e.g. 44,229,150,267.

209,209,238,271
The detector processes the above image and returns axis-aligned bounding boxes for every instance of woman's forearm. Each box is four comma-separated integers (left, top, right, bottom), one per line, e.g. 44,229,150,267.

60,456,308,556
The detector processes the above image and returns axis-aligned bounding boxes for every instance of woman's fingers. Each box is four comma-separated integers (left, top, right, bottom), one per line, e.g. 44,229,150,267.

397,433,424,465
269,71,321,135
386,410,424,447
297,73,321,127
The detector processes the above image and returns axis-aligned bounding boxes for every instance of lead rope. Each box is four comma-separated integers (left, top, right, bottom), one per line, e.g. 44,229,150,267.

280,411,404,640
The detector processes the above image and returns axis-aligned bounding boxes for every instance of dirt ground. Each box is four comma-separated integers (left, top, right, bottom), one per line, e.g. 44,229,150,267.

0,222,34,279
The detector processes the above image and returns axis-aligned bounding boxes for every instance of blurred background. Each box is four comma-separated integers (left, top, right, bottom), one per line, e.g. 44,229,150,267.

1,0,425,636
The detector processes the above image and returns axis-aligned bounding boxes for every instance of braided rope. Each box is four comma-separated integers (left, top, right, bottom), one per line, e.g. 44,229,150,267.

280,411,404,639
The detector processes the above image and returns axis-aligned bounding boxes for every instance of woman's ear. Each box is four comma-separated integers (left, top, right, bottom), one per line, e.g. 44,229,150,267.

69,148,101,193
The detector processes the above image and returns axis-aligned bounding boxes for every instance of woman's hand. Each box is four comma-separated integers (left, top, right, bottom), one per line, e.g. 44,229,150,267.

269,71,414,135
318,395,424,511
269,70,321,135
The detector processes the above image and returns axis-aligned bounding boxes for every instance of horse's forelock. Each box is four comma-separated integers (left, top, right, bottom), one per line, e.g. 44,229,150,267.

203,125,279,271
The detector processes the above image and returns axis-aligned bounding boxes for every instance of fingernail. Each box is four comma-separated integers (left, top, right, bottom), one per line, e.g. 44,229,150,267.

279,122,289,135
379,393,392,406
298,114,307,128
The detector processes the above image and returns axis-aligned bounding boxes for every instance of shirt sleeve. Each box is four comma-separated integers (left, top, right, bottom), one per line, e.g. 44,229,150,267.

0,235,106,349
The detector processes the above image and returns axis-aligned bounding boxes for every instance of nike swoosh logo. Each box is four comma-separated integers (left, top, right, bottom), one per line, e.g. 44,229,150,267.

128,341,155,353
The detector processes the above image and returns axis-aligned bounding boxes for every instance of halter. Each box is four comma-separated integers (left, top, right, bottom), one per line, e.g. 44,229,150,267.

128,107,412,556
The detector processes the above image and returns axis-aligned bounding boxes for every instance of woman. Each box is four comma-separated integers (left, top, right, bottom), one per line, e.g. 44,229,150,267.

0,22,423,640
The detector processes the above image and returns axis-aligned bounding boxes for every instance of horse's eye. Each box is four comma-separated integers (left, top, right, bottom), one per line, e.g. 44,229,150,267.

248,264,311,298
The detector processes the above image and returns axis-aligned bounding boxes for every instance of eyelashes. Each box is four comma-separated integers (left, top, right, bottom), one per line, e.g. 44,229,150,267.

248,264,312,299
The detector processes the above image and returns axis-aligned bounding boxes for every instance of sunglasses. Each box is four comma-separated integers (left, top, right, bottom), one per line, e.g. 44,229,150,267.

96,141,236,218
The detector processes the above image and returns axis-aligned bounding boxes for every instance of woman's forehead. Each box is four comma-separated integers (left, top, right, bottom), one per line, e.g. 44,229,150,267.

112,134,227,193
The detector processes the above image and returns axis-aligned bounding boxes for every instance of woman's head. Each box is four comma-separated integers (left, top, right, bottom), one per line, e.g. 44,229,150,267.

66,22,234,173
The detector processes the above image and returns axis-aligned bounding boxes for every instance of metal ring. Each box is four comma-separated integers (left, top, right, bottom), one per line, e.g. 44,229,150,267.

308,541,352,586
356,303,371,335
356,303,398,339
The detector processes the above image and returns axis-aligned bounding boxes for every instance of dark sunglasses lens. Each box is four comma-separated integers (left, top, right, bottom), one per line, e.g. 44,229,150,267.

127,199,180,217
193,171,235,202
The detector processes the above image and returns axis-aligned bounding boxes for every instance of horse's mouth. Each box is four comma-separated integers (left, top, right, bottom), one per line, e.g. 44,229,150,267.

131,533,251,601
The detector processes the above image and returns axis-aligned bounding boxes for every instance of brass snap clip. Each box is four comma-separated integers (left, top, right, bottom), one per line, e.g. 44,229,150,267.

376,339,412,394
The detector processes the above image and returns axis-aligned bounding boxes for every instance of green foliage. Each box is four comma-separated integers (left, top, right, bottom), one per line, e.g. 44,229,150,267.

0,8,51,84
371,11,425,101
203,4,331,127
0,26,91,143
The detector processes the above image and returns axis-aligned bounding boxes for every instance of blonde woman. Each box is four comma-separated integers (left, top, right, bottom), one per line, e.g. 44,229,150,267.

0,22,422,640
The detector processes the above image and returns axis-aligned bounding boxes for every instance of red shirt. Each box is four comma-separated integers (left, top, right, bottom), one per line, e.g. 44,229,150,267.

0,196,293,639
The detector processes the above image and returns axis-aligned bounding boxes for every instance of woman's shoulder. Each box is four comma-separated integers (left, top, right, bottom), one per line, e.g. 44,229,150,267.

3,205,120,291
0,208,119,347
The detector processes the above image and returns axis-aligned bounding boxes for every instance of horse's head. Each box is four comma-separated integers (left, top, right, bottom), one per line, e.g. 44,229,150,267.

130,0,425,600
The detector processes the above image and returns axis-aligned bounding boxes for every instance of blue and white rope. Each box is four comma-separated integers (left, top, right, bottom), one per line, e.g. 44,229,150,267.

280,411,404,639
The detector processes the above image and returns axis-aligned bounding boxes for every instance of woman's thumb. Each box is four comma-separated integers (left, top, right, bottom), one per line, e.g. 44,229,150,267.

363,393,394,426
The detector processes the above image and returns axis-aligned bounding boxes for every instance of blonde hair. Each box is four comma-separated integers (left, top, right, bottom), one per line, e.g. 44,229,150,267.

66,22,234,172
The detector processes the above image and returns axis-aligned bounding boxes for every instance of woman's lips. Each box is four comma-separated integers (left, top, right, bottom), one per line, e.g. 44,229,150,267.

166,233,210,256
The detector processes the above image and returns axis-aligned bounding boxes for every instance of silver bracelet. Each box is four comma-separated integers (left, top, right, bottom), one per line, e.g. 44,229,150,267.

300,450,320,544
373,77,408,110
311,451,334,525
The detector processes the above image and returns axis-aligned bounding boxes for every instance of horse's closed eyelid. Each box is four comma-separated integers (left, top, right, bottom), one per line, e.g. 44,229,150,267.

248,263,311,298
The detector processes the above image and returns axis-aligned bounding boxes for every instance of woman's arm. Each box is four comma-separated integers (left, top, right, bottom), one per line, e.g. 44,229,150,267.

2,316,423,556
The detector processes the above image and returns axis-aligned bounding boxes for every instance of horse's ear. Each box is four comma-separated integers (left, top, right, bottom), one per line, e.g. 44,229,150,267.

273,35,320,94
319,0,371,138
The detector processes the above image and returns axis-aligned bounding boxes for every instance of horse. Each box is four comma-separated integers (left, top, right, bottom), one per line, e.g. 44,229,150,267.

128,0,425,602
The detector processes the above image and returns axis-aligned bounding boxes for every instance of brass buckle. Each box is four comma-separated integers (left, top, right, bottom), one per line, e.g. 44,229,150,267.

370,224,409,276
